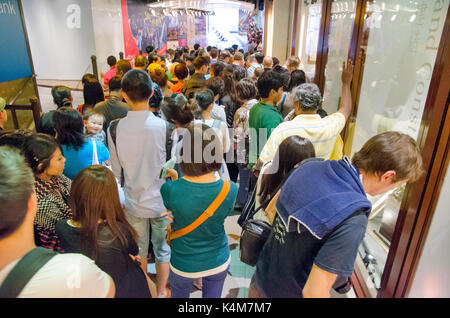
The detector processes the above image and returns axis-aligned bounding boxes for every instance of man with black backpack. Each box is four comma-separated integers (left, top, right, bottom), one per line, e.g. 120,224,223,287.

249,132,424,298
0,147,115,298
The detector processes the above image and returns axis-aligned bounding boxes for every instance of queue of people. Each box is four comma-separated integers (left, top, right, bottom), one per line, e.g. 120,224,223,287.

0,43,424,299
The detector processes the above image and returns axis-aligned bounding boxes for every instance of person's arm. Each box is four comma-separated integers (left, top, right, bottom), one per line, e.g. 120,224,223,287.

304,213,367,298
302,265,337,298
105,277,116,298
337,60,354,120
107,127,122,180
222,122,231,153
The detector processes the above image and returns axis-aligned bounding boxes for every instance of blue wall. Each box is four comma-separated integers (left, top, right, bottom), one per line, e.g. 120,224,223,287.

0,0,32,83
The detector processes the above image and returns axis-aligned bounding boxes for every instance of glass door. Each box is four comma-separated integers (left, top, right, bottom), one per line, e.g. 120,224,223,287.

347,0,449,297
297,0,323,82
321,0,357,115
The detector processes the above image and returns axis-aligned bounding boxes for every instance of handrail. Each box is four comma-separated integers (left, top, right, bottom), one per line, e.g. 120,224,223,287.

5,97,42,131
8,74,36,105
36,84,83,92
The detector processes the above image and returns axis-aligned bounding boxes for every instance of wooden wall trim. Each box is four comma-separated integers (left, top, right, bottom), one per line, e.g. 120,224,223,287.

314,0,332,90
291,0,300,56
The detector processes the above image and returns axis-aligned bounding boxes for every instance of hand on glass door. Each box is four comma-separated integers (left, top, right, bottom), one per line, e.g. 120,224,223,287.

341,59,354,86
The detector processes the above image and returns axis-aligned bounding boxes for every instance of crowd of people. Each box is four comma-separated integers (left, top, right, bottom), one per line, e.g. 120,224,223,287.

0,43,424,299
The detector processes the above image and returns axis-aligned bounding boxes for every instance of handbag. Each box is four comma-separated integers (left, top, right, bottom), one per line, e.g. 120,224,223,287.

166,181,231,246
92,139,99,165
239,158,325,267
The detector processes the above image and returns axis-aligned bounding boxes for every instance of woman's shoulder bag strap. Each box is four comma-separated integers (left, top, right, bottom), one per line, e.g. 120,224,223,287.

169,181,231,241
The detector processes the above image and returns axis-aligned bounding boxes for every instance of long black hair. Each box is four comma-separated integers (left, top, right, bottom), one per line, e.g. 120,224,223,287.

259,136,316,203
53,107,86,150
287,70,306,92
82,79,105,113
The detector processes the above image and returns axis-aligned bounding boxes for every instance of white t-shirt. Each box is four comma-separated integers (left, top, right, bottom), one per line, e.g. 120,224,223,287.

0,253,112,298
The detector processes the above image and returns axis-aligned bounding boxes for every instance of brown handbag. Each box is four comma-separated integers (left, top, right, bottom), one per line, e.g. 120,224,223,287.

166,181,231,246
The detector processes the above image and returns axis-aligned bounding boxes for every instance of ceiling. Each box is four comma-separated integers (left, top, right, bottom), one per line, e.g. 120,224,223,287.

146,0,256,11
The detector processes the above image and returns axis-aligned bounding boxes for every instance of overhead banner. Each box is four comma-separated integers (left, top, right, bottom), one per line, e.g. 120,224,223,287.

22,0,96,80
121,0,207,57
0,0,32,83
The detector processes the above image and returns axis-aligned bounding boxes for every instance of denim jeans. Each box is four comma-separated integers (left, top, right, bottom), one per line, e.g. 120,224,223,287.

169,266,230,298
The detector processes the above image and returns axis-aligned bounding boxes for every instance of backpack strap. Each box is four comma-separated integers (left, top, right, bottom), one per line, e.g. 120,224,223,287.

169,181,231,241
280,92,287,114
109,119,125,187
0,247,57,298
165,121,176,162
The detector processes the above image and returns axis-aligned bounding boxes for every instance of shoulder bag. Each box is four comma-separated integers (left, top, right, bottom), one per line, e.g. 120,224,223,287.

239,158,325,267
166,181,231,246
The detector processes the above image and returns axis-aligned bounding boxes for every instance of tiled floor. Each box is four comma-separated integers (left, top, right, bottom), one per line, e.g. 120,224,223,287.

148,213,356,299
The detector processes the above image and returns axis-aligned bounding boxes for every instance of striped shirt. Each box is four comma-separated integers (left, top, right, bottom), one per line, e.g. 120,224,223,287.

259,113,346,163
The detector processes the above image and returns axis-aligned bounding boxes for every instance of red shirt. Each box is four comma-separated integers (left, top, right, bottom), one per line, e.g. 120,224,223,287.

104,66,116,86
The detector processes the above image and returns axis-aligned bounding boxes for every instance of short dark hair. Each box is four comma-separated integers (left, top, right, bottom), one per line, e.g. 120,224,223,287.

183,54,195,63
108,76,122,91
206,76,225,97
206,46,212,52
148,53,159,64
145,46,154,54
194,43,200,51
233,52,244,61
352,132,424,183
116,59,132,76
179,124,223,177
210,48,219,59
219,50,231,61
0,146,35,240
257,70,284,98
174,63,189,80
54,107,85,150
107,56,117,67
236,78,258,101
194,89,215,111
22,133,62,175
121,69,153,103
272,57,280,66
211,62,226,77
255,52,265,64
193,56,210,70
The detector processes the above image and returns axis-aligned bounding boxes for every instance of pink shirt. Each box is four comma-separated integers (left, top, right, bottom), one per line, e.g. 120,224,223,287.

103,66,116,86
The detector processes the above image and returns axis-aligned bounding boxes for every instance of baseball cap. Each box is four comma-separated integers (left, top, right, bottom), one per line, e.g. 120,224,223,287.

0,98,6,112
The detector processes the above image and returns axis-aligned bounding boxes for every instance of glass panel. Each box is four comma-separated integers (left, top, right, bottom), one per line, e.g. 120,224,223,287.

297,1,322,81
350,0,449,296
322,0,357,114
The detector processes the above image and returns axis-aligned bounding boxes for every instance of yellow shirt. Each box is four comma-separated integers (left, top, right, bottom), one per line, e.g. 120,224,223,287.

259,113,346,163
